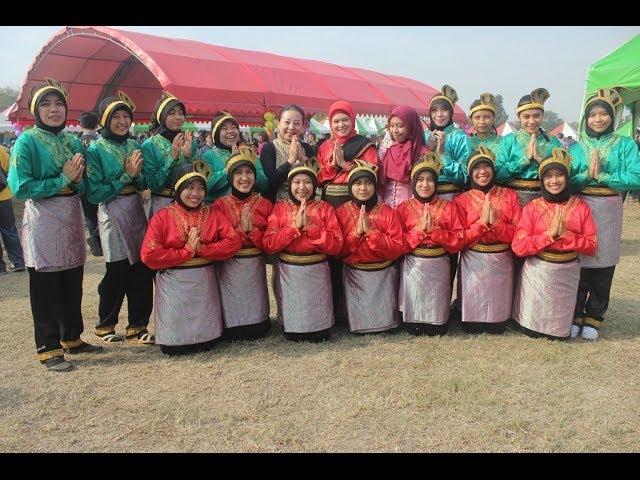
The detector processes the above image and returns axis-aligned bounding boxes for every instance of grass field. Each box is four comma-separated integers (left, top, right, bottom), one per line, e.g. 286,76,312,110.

1,201,639,452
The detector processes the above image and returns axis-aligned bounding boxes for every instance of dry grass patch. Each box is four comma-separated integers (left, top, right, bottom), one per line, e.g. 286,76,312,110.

1,203,639,452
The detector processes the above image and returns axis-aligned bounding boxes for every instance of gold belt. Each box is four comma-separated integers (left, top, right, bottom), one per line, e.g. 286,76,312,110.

176,257,214,269
119,185,137,195
581,186,618,197
349,259,393,271
507,178,541,191
536,250,577,263
412,246,447,257
436,183,463,194
469,243,510,253
152,188,173,198
279,252,327,265
235,247,262,258
323,183,350,196
55,186,75,196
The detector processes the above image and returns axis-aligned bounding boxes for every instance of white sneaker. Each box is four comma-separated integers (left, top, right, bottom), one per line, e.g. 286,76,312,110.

570,324,581,338
581,326,599,340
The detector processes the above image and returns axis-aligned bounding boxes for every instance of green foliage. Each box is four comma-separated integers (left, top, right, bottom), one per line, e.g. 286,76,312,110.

0,85,19,110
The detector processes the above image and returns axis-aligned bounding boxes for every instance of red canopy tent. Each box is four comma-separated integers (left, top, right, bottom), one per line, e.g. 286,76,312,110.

7,26,467,126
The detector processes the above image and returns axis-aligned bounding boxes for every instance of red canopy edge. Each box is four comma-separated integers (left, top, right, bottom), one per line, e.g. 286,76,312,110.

9,26,468,126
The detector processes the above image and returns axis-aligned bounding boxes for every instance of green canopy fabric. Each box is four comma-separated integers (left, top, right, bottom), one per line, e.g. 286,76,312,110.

582,34,640,136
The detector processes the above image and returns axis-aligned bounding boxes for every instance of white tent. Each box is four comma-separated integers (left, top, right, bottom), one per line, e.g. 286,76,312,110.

550,122,578,139
0,112,14,133
497,122,514,137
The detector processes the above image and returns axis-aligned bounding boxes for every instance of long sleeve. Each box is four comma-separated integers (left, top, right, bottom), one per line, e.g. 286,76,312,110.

316,141,337,186
8,131,84,200
303,202,344,256
553,202,597,256
490,189,522,244
597,137,640,191
85,148,129,204
141,137,170,192
254,158,270,194
262,202,301,254
202,148,229,201
196,210,242,260
426,201,465,253
440,128,470,186
260,142,291,192
140,210,194,269
363,207,406,260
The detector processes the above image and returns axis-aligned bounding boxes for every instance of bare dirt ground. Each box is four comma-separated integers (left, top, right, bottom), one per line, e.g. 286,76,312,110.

1,201,639,452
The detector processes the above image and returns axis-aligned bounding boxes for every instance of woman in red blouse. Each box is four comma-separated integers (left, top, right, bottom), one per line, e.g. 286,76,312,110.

511,148,596,339
397,153,464,335
262,163,343,342
335,161,406,334
213,147,274,341
140,163,242,355
453,147,522,333
316,100,378,324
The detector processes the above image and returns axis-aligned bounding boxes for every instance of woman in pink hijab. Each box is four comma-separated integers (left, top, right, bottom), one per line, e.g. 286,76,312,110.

378,105,430,208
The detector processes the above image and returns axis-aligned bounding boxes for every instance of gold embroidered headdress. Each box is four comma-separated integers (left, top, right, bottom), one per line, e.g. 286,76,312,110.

539,148,572,176
467,146,496,172
155,91,184,124
411,152,442,182
29,77,68,116
585,88,623,113
516,88,550,114
347,160,379,183
429,85,459,109
99,91,136,126
174,161,210,192
225,145,257,173
288,160,318,182
469,93,496,116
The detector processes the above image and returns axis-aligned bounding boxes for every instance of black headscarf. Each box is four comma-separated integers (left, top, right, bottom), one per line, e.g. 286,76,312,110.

468,159,496,193
584,100,615,139
212,112,241,152
429,98,454,132
173,163,205,211
228,158,257,201
98,97,132,144
31,87,67,135
540,163,571,204
152,97,186,142
287,171,317,206
348,169,378,211
411,166,438,204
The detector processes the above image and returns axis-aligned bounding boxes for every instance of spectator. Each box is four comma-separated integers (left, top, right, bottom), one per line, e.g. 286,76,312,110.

78,111,103,257
0,145,25,274
257,131,269,155
198,131,213,156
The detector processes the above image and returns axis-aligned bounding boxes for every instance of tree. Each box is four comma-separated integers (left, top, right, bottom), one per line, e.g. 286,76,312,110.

542,110,563,132
0,86,19,110
493,94,509,126
569,121,580,132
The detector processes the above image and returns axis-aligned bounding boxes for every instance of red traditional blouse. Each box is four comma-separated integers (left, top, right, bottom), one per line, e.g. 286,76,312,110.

212,193,273,251
453,186,522,248
316,141,379,187
262,199,343,256
141,202,242,270
511,196,597,257
396,196,464,254
335,201,406,264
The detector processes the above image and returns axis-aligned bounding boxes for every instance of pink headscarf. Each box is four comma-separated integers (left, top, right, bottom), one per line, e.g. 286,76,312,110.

380,105,428,183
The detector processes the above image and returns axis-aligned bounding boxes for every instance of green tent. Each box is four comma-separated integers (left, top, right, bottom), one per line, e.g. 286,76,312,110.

582,33,640,137
181,122,199,132
132,123,149,134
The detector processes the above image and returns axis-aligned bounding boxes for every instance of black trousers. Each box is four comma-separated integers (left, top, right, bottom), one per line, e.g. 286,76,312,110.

160,338,219,356
328,258,344,319
28,266,84,360
573,266,616,330
96,259,153,334
80,194,100,245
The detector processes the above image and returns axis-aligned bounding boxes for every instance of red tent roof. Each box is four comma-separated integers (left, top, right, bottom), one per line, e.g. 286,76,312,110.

7,26,467,125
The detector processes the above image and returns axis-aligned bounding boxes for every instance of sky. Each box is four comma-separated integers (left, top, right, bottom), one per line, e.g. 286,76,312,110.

0,26,638,123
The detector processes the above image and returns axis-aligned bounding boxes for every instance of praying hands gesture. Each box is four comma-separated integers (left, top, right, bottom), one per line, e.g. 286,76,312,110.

527,132,542,163
330,140,346,169
588,148,601,180
418,202,432,232
240,204,253,233
63,153,85,183
125,149,143,179
288,135,305,167
356,204,372,236
171,133,185,160
186,226,201,254
548,205,566,238
294,197,309,229
479,195,496,227
433,130,445,156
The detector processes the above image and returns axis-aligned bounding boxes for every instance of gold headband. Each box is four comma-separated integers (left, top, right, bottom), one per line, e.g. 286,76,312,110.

100,91,136,127
469,93,496,116
585,88,623,113
517,88,550,114
29,77,68,116
347,160,379,183
429,84,458,110
539,148,571,176
288,163,318,181
211,112,236,140
156,91,181,124
174,172,207,192
467,146,495,171
225,146,257,173
411,153,442,181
